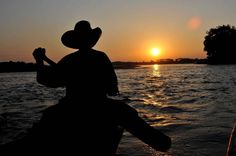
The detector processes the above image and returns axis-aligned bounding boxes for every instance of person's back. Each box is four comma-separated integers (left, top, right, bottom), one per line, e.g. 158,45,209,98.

55,49,117,100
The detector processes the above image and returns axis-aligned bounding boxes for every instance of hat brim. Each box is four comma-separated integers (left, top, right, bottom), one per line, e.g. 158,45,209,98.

61,27,102,49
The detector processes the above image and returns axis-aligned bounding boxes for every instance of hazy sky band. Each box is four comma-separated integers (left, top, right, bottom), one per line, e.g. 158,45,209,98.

1,0,236,62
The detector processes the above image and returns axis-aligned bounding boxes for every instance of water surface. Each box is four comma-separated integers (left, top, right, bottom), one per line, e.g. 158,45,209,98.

1,64,236,156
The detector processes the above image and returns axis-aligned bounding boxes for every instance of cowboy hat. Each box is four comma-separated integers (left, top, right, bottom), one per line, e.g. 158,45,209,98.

61,20,102,49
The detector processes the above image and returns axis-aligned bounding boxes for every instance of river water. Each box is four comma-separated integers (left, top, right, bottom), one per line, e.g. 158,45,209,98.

1,64,236,156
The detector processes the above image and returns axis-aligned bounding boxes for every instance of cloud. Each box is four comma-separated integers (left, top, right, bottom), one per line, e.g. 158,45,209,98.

187,16,202,30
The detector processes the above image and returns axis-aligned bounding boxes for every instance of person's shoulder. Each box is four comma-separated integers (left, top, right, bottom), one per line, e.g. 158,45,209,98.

91,49,109,59
63,51,79,59
58,51,78,63
91,49,106,55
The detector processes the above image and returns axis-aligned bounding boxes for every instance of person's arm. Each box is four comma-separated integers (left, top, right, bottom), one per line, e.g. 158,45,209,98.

103,53,119,96
44,56,57,66
32,48,64,88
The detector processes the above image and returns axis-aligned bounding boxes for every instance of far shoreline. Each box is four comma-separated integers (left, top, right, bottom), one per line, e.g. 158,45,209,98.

1,58,231,73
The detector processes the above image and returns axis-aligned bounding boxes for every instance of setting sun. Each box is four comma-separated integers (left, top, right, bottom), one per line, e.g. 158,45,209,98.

151,48,161,57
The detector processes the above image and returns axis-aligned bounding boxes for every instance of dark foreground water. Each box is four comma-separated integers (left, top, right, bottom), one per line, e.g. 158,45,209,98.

1,64,236,156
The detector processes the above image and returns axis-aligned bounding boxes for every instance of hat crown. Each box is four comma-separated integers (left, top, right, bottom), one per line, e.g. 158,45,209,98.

61,20,101,49
74,20,92,33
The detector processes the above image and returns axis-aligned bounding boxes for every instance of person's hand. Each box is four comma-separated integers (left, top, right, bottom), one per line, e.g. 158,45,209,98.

33,48,46,62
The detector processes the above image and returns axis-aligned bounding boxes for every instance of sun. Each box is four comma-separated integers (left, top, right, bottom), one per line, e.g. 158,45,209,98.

151,48,161,57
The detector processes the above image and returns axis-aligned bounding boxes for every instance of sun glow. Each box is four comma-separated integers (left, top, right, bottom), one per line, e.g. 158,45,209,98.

151,48,161,57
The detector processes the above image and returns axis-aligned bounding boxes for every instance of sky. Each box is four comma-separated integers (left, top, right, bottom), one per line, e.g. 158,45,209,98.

1,0,236,62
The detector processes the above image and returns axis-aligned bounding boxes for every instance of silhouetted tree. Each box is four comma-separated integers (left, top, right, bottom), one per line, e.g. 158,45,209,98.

203,25,236,64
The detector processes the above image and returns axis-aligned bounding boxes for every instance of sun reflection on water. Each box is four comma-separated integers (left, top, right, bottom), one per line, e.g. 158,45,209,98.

143,94,163,107
152,64,160,77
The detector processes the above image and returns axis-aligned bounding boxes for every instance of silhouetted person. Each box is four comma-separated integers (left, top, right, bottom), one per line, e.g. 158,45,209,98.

0,20,171,155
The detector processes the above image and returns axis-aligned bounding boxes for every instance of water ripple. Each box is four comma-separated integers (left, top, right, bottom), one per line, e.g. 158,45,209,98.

1,65,236,155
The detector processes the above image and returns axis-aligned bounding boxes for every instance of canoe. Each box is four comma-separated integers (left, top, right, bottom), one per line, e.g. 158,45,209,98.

226,121,236,156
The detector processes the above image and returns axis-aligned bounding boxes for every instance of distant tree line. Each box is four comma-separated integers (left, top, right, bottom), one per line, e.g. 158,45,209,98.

113,58,207,66
0,61,37,73
156,58,207,64
0,59,208,73
135,58,207,65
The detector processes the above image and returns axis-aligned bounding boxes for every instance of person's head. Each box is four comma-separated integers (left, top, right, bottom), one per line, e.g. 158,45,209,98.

61,20,102,50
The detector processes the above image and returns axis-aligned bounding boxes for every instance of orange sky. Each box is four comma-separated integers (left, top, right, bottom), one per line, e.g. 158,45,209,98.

1,0,236,62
